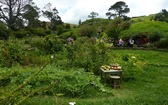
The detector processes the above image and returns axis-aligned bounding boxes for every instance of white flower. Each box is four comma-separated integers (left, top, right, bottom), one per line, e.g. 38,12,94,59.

131,56,136,59
51,55,54,59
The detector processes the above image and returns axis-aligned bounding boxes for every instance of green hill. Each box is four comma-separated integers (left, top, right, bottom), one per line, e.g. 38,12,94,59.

120,20,168,37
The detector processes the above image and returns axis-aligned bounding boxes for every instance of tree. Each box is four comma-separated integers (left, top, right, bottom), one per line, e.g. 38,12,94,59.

88,11,99,25
22,1,41,28
154,13,165,21
42,3,63,30
65,23,71,29
88,11,99,19
106,1,130,19
0,0,31,30
78,19,82,25
105,17,131,40
0,21,10,40
79,24,96,37
154,9,168,22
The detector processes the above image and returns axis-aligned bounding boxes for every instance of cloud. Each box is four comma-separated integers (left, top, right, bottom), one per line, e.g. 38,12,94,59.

33,0,168,24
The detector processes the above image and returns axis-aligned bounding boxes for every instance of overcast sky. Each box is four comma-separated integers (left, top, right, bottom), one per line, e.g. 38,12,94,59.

33,0,168,24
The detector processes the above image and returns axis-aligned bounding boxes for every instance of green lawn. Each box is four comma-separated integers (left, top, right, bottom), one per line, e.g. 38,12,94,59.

23,49,168,105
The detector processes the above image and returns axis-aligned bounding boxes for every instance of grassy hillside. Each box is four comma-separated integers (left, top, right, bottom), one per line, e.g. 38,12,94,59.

131,14,155,22
120,20,168,37
67,14,168,39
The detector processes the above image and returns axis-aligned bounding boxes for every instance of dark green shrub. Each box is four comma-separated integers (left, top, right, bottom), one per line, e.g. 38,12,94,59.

157,37,168,49
65,23,71,29
31,35,65,54
0,78,10,86
0,39,47,67
79,25,97,37
148,31,164,42
0,22,11,40
56,25,64,35
33,28,46,37
0,40,25,67
19,51,47,66
60,32,78,41
24,39,30,44
45,30,52,35
66,37,109,74
106,17,130,39
13,30,28,38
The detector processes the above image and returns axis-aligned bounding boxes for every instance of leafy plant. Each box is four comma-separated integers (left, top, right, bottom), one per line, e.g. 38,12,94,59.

148,30,164,43
31,34,65,54
79,25,97,37
157,36,168,48
108,51,147,81
0,39,25,67
0,22,11,40
0,65,105,105
66,37,109,74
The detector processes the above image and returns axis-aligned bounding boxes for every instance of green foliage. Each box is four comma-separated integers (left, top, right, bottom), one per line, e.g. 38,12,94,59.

131,15,153,23
79,25,97,37
0,66,105,104
153,13,165,21
22,4,40,28
153,9,168,22
33,28,47,37
25,27,47,37
121,54,146,81
60,28,79,40
55,25,64,35
56,68,105,97
88,11,99,19
45,30,52,35
0,22,11,40
0,0,31,30
42,3,63,31
31,35,65,54
106,17,131,39
81,18,109,26
88,11,99,25
61,32,78,41
106,1,130,19
0,49,168,105
120,21,168,42
12,30,29,38
64,23,71,29
0,39,47,67
157,36,168,48
24,27,51,36
66,37,109,74
148,30,164,42
0,39,26,67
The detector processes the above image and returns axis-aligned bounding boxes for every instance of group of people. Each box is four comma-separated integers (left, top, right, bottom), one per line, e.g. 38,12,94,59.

119,37,134,48
67,36,134,48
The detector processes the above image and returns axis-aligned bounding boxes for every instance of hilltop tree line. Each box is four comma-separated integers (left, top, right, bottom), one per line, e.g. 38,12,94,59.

0,0,168,40
0,1,130,30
